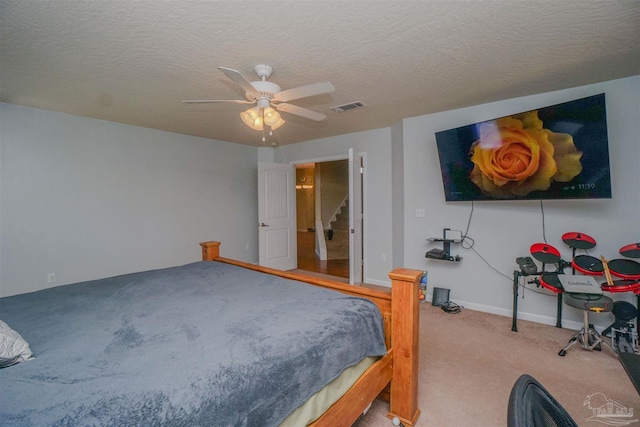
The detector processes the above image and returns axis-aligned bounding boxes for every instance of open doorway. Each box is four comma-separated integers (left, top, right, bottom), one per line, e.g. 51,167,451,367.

295,160,350,280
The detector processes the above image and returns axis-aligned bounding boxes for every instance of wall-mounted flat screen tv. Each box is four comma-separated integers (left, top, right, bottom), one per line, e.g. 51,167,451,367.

435,94,611,201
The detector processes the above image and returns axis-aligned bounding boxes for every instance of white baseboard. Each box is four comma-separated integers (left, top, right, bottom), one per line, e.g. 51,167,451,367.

425,295,607,331
362,281,611,332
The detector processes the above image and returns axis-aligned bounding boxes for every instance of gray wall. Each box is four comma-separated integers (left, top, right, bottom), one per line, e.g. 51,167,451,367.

2,75,638,331
0,103,258,297
276,76,639,330
400,76,639,329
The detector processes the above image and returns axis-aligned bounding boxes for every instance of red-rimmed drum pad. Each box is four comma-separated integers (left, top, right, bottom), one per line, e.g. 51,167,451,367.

572,255,604,276
562,232,596,250
608,259,640,280
530,243,561,264
539,273,564,293
620,243,640,259
601,280,640,293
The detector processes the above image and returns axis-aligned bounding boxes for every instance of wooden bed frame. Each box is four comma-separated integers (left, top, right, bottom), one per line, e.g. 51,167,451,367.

200,241,421,426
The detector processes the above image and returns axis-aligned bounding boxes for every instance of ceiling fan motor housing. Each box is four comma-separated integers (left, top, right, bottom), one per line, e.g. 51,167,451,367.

249,81,281,103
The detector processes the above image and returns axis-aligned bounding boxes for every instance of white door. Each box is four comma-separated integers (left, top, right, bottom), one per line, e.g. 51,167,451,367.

258,162,297,270
348,149,363,285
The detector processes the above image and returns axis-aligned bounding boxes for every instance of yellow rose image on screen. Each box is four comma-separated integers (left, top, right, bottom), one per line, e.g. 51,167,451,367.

469,110,583,198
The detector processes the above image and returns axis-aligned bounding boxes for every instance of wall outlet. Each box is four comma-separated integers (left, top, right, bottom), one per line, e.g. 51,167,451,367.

47,272,56,283
416,208,425,218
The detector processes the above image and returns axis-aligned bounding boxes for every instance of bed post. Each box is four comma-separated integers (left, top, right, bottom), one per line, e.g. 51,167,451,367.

387,268,421,426
200,241,220,261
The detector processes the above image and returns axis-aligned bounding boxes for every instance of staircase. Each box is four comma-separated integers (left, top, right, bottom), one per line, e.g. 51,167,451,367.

326,199,349,260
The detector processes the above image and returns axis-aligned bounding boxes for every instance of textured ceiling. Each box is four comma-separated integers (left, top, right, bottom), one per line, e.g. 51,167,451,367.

1,1,639,146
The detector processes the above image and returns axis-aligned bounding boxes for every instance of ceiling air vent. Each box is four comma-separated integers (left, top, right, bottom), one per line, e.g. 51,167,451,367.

330,101,367,113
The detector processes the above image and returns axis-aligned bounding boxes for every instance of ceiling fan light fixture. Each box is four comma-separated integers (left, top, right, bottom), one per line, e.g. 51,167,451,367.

240,107,263,131
263,107,281,127
241,105,284,132
270,116,286,131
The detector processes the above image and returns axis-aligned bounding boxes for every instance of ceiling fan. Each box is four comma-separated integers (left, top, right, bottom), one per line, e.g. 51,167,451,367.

182,64,335,139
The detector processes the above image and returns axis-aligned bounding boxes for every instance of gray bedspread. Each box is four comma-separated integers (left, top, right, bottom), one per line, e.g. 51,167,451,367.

0,261,386,426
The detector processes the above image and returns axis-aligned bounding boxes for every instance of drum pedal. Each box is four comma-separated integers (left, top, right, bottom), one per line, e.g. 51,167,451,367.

516,257,538,275
602,301,639,354
617,338,635,353
612,324,637,353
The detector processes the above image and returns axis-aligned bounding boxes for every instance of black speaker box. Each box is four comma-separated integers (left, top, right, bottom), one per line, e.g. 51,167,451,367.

432,287,450,307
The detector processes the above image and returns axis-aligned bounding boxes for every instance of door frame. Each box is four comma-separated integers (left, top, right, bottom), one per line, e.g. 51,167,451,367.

291,152,366,283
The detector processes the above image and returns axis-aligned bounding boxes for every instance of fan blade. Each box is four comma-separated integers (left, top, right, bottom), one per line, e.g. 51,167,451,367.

218,67,261,100
274,81,335,102
182,99,254,104
275,103,327,121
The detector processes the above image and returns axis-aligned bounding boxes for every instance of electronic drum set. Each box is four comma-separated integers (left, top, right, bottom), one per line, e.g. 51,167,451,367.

512,233,640,355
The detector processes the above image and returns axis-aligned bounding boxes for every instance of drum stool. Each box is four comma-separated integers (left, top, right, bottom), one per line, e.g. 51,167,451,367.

558,293,614,356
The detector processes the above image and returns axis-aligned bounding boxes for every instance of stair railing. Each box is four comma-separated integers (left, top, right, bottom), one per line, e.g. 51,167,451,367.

315,219,328,260
328,195,349,228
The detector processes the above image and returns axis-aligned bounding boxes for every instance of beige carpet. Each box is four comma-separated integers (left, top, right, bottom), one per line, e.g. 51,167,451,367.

353,303,640,427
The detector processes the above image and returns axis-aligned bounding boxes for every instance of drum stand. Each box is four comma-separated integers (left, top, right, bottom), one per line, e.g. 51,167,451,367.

601,257,640,353
511,257,566,332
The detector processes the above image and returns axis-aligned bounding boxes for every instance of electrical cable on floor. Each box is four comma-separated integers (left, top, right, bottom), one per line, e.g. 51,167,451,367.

441,301,462,314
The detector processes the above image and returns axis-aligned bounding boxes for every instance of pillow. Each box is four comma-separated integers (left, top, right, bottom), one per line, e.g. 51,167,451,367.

0,320,33,364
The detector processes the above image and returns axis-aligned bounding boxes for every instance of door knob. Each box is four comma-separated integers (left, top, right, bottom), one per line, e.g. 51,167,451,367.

260,223,270,227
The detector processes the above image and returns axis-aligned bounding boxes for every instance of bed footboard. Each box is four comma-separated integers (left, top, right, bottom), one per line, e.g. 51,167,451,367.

199,241,421,426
